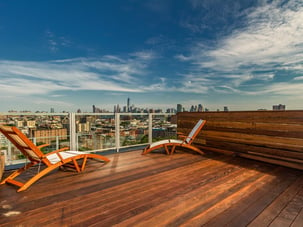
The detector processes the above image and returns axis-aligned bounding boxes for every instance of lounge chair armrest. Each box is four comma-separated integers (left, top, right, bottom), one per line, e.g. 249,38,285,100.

46,147,70,155
37,144,50,149
178,135,187,139
177,132,187,139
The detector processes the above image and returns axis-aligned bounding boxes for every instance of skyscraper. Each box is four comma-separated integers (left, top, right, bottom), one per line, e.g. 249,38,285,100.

177,104,182,113
198,104,203,112
127,97,130,112
273,104,286,110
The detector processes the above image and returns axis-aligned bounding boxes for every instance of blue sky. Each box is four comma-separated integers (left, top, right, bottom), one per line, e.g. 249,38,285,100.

1,0,303,112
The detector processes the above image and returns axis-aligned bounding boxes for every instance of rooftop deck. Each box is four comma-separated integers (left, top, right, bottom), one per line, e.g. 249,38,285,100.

1,150,303,226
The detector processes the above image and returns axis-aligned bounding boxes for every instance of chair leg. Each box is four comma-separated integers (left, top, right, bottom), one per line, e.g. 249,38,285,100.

79,154,109,171
81,156,88,171
142,147,151,155
170,145,177,155
72,159,81,172
164,145,171,155
17,164,60,192
1,162,35,185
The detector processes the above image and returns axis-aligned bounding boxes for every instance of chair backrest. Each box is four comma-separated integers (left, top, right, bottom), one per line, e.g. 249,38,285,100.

185,119,206,144
0,126,44,162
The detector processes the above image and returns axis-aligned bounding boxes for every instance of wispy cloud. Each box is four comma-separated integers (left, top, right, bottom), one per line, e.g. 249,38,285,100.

0,51,157,97
263,82,303,97
130,50,157,61
183,0,255,34
198,1,303,68
178,0,303,97
294,76,303,81
45,30,72,53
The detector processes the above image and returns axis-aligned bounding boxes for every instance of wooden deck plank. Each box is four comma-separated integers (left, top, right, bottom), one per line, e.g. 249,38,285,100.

179,172,275,226
291,207,303,227
269,182,303,227
248,175,303,226
46,156,236,226
203,166,301,227
83,160,245,226
1,150,303,227
40,157,218,225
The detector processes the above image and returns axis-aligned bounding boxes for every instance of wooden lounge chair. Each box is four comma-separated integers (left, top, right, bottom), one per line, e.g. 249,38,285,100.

142,119,206,155
0,125,110,192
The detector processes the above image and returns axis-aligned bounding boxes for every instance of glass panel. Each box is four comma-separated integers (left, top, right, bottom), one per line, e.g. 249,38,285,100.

152,114,177,142
119,114,149,147
75,114,115,151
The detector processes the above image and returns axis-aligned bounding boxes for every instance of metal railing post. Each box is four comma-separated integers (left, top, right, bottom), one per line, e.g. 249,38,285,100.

7,142,12,165
56,136,59,150
76,132,79,151
148,113,153,144
69,112,77,151
115,113,120,152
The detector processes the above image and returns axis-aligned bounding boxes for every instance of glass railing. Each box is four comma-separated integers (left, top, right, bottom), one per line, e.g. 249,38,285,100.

151,114,177,142
75,113,116,151
119,114,149,148
0,112,176,166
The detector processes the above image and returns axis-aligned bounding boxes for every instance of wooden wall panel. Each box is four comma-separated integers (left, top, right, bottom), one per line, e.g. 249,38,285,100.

177,111,303,170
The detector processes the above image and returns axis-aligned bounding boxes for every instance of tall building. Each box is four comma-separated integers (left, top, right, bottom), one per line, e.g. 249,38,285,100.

198,104,203,112
92,105,96,113
273,104,286,110
114,104,121,113
190,105,196,112
177,104,183,113
127,98,130,112
50,108,54,113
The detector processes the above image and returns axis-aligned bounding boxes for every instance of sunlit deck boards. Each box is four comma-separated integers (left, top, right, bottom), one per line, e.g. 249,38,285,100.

1,150,303,226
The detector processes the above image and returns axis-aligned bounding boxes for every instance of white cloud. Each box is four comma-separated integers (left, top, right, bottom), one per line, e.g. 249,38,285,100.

264,82,303,96
0,78,68,95
177,0,303,98
294,76,303,81
0,54,153,97
130,50,157,60
174,54,192,62
199,0,303,71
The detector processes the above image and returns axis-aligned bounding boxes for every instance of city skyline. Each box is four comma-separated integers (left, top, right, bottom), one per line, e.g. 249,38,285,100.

3,100,287,114
1,1,303,112
1,93,288,113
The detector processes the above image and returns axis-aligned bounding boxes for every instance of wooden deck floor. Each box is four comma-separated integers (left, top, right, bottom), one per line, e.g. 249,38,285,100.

1,150,303,227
